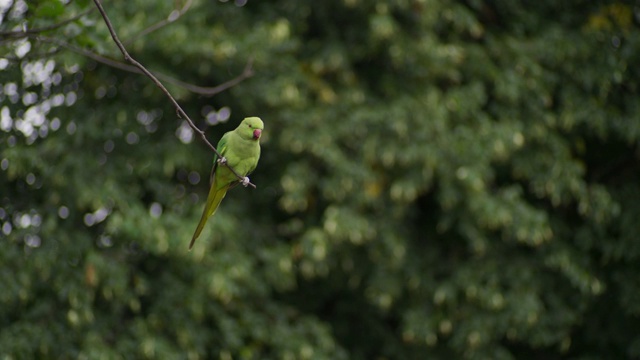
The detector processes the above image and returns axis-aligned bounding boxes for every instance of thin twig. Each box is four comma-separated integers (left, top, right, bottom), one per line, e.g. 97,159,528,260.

1,43,61,62
34,35,253,97
0,8,95,39
191,59,254,96
36,36,137,72
122,0,193,46
91,0,255,188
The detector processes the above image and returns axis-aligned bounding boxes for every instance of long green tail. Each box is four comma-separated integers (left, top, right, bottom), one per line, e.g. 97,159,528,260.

189,183,229,250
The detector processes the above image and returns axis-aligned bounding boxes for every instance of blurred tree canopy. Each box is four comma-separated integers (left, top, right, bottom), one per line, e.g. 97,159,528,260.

1,0,640,359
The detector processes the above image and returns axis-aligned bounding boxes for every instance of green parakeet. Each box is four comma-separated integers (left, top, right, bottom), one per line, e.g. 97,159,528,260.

189,117,264,250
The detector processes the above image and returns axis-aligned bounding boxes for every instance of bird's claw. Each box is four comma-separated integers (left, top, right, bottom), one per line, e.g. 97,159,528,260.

217,157,227,165
241,177,250,187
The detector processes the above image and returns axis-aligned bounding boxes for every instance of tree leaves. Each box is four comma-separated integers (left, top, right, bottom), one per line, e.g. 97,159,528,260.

34,1,65,18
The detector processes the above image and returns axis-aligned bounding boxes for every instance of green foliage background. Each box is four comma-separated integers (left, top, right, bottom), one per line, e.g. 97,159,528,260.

1,0,639,359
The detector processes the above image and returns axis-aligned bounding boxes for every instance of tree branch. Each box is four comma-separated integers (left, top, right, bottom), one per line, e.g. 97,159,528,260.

91,0,256,188
0,8,95,39
34,35,253,97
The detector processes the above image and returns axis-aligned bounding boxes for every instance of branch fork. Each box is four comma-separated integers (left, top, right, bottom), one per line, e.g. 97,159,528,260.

92,0,255,188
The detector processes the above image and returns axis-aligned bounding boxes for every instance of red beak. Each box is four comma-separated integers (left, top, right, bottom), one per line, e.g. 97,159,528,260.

253,129,262,140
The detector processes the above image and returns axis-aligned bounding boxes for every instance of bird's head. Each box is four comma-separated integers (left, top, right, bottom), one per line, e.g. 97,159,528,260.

238,117,264,141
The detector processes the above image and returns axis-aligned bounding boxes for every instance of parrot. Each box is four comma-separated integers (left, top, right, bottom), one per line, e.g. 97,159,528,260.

189,116,264,250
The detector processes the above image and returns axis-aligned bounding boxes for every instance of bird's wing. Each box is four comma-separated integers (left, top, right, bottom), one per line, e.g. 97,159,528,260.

210,132,230,185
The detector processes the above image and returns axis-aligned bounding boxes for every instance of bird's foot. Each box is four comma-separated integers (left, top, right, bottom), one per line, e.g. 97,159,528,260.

241,176,250,187
217,157,227,165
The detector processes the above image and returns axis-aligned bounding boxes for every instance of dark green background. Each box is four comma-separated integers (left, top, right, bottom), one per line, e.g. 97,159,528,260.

1,0,639,358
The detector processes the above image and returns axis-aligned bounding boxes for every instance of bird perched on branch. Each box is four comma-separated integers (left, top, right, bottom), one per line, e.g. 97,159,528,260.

189,116,264,250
